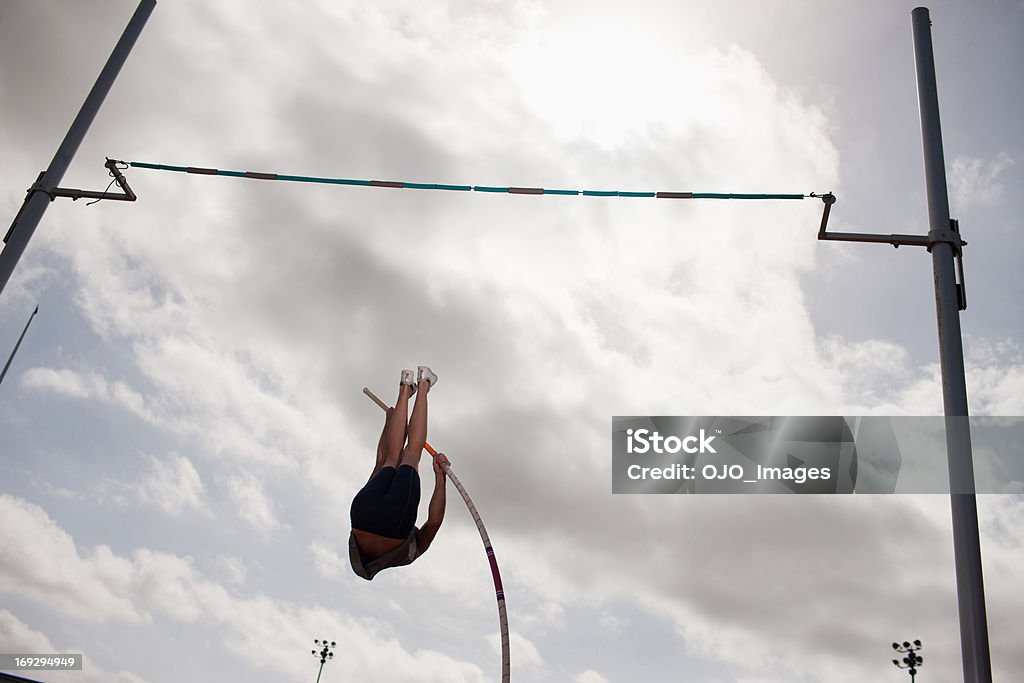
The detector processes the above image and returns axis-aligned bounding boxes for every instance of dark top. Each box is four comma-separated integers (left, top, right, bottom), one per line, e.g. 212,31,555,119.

348,527,419,580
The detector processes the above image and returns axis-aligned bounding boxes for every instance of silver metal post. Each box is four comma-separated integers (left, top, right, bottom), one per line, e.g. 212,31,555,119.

0,0,156,301
912,7,991,683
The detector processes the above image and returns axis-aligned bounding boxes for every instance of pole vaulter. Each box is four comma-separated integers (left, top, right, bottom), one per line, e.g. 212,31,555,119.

363,386,510,683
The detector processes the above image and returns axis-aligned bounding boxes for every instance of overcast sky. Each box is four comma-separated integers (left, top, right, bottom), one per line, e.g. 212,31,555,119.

1,1,1022,682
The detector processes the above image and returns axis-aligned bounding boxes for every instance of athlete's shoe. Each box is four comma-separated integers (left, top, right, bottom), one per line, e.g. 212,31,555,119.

416,365,438,391
400,368,417,396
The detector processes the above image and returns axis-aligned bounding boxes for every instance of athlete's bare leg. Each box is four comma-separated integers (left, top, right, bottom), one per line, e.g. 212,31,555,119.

398,379,429,471
368,407,396,481
380,383,412,470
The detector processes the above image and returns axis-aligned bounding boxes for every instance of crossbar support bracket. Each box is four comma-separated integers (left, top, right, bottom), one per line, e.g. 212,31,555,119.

813,193,966,310
5,159,137,245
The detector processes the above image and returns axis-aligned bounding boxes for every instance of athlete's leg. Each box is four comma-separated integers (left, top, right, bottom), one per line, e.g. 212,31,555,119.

399,367,436,470
382,379,413,470
368,407,395,481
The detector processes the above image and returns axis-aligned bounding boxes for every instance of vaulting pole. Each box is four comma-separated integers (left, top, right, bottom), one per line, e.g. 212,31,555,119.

911,8,991,682
363,387,510,683
0,0,156,302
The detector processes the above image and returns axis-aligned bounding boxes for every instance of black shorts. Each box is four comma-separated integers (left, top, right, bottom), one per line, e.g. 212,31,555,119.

350,465,421,540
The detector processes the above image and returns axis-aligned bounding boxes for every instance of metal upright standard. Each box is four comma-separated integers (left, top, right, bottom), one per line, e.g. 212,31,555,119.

0,0,154,302
913,7,992,681
817,7,991,682
0,305,39,388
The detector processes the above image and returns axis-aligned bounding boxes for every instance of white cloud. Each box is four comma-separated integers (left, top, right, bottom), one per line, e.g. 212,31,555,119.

136,453,207,516
385,526,496,611
516,600,567,631
819,337,915,413
492,492,987,683
220,472,286,534
949,152,1015,211
0,610,151,683
128,550,207,623
21,366,101,400
88,452,208,516
309,540,348,581
0,495,489,683
487,630,543,669
820,335,1024,416
0,261,57,312
574,669,612,683
0,495,145,623
0,495,208,625
598,613,626,632
963,338,1024,414
22,345,327,471
217,555,248,586
3,3,1023,683
20,367,156,422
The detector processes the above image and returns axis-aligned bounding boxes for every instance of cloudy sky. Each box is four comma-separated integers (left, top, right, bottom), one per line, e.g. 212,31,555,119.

1,1,1022,682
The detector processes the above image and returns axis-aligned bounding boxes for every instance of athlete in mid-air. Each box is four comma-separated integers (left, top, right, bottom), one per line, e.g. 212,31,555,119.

348,366,448,580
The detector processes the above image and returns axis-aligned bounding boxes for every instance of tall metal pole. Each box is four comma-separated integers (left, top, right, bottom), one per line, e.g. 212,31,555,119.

911,8,992,683
0,305,38,388
0,0,156,301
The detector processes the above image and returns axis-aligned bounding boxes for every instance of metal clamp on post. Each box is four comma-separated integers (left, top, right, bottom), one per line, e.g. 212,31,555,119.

931,219,968,310
926,218,966,256
4,172,47,244
26,172,56,202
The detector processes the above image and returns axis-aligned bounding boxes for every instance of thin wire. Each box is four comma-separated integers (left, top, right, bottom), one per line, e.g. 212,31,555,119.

84,178,118,206
86,160,130,206
122,160,812,201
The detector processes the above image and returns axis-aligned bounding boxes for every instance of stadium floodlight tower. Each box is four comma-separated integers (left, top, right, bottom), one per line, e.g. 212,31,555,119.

892,640,924,683
311,639,336,683
816,8,990,683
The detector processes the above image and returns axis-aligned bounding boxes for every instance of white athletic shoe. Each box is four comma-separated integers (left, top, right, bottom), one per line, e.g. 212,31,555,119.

416,365,438,390
400,368,417,396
